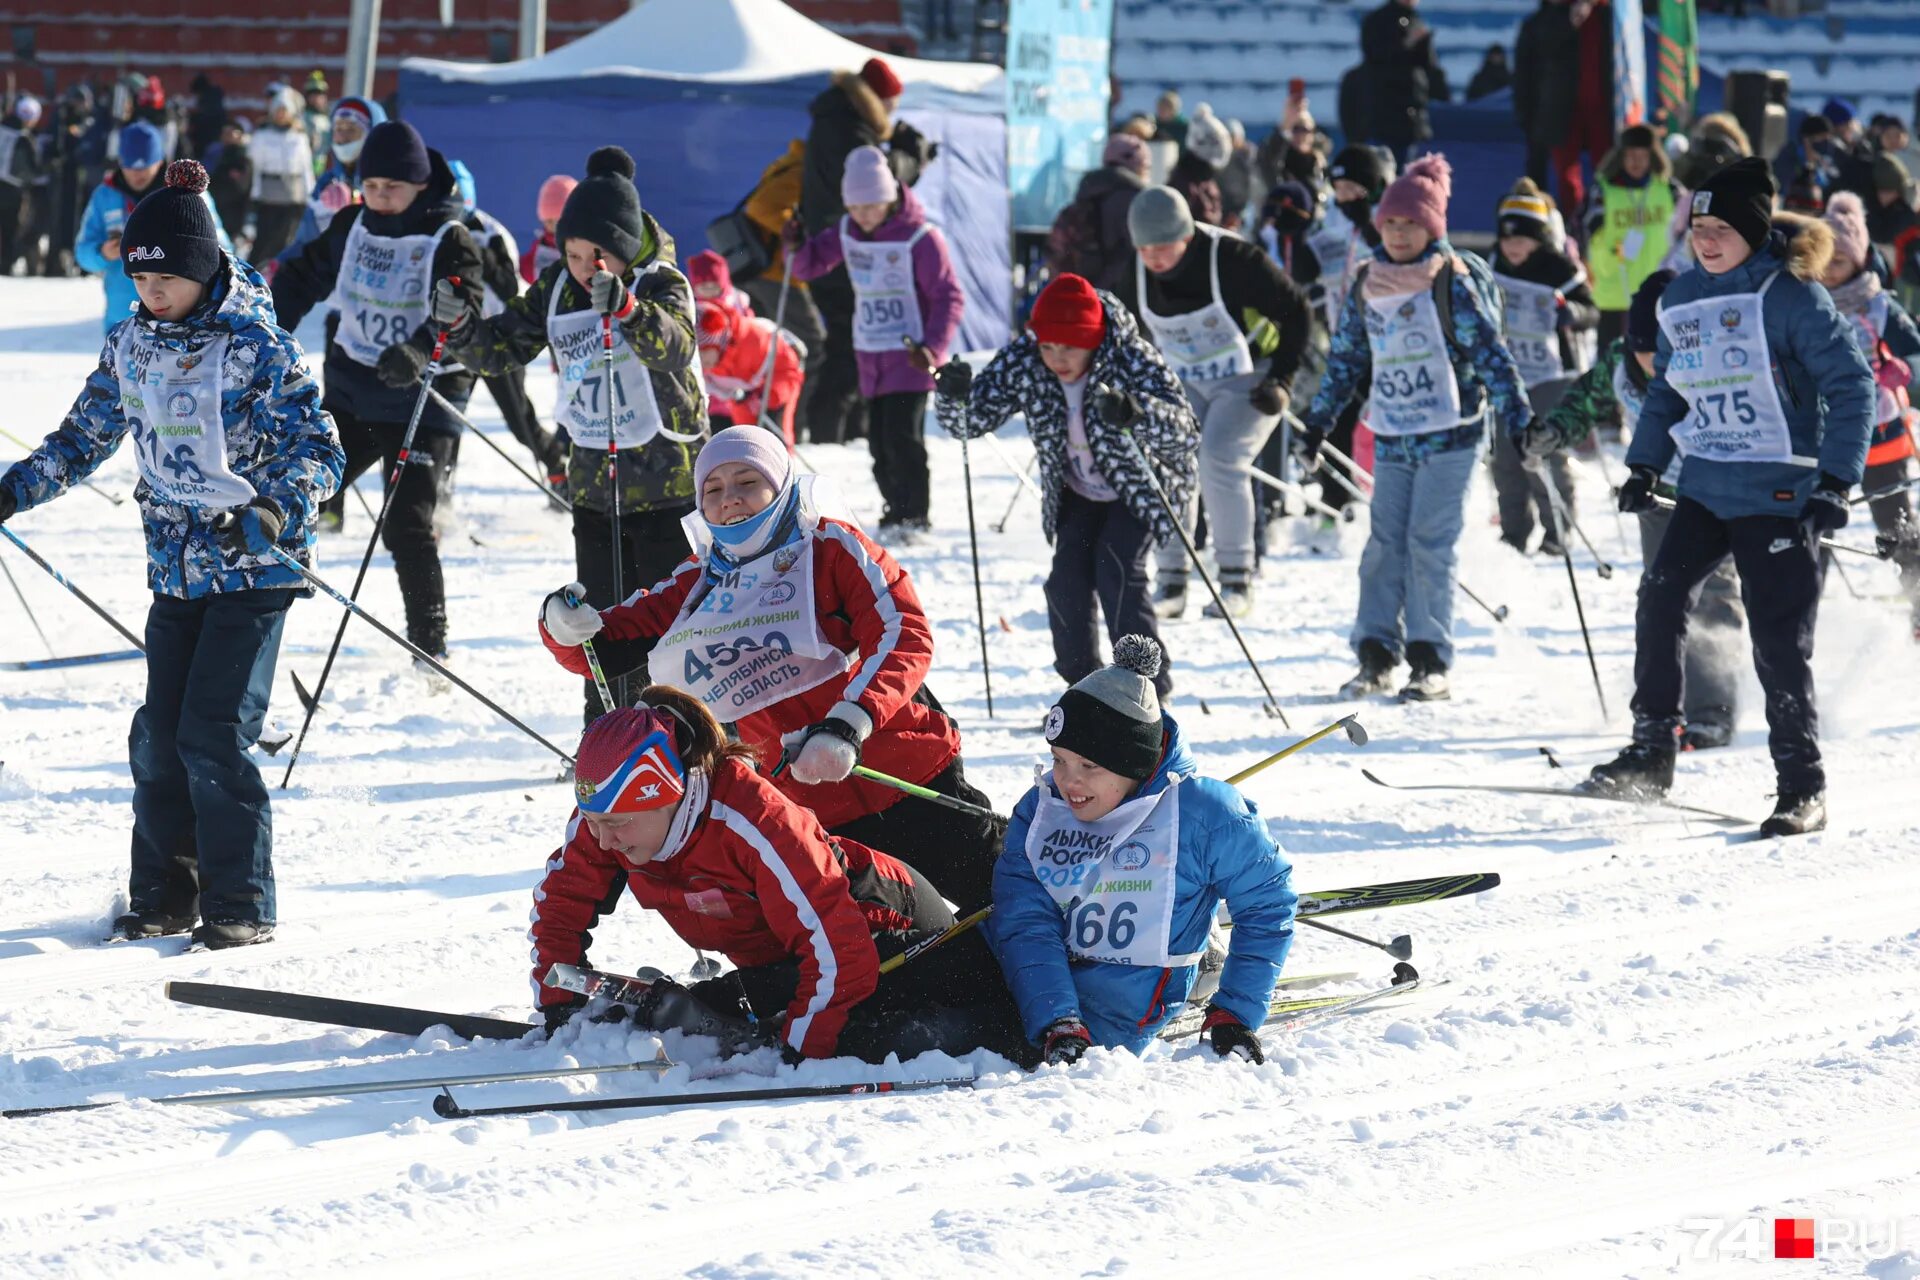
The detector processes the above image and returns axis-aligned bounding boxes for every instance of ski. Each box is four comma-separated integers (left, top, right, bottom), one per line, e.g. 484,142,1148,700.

1,648,144,672
544,961,667,1007
1361,768,1752,826
1295,870,1502,919
166,980,536,1041
1160,966,1421,1041
431,1074,975,1121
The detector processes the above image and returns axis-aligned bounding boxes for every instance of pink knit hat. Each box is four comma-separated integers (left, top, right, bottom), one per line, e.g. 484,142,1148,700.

1824,190,1870,270
694,424,792,493
841,145,899,207
1375,153,1452,244
537,174,576,222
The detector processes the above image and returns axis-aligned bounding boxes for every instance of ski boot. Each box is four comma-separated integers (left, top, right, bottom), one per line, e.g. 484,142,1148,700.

1338,639,1397,699
1580,741,1676,800
112,907,196,941
1398,642,1450,702
1203,570,1254,620
191,919,275,950
1154,576,1189,620
1681,713,1734,751
1760,790,1826,838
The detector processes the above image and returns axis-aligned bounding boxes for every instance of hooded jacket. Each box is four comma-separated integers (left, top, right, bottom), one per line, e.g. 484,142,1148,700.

1628,216,1876,518
1,255,344,598
702,308,805,426
788,184,964,398
800,71,894,233
1059,162,1147,294
76,172,235,335
271,146,485,439
449,209,704,515
988,713,1298,1051
937,292,1201,544
273,95,388,270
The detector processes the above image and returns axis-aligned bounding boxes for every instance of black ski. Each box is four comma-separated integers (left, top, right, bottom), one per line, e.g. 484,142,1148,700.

1361,768,1752,826
1295,870,1502,919
166,980,536,1041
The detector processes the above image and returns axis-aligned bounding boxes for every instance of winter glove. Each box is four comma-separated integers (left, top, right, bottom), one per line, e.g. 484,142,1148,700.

217,495,286,557
541,999,585,1034
1800,473,1851,536
429,276,471,332
1519,419,1564,461
934,358,973,401
541,582,604,646
1294,423,1326,470
589,267,630,319
780,701,872,786
1248,378,1289,417
374,340,430,389
1616,465,1660,514
1040,1017,1093,1066
904,341,938,375
0,485,16,526
1095,386,1144,431
1202,1007,1266,1064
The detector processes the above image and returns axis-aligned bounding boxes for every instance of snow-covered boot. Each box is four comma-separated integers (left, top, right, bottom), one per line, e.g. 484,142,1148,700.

192,919,275,950
1398,641,1450,702
1203,569,1254,620
1682,713,1734,751
1581,741,1676,800
1154,575,1189,619
113,907,195,941
1760,790,1826,837
1338,639,1397,699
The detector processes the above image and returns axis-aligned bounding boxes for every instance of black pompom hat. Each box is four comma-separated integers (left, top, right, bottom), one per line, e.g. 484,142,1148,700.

556,146,646,269
121,159,224,285
1045,635,1167,781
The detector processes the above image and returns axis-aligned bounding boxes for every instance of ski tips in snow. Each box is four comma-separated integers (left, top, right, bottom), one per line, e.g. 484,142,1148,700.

1360,768,1754,827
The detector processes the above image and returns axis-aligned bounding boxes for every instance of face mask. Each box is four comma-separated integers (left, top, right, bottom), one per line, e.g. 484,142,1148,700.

333,137,365,164
1336,198,1373,228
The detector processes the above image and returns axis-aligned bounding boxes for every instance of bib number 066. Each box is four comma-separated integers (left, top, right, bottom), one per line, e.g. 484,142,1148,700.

1068,898,1138,952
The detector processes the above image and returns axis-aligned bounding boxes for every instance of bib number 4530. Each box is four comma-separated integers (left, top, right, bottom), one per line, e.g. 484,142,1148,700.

1068,898,1138,952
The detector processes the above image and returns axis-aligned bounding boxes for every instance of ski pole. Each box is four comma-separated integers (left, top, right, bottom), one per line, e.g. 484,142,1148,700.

1312,435,1375,503
1225,714,1367,786
1580,438,1636,560
878,906,993,976
1122,428,1291,726
992,453,1039,534
560,587,617,717
281,280,462,789
1827,549,1864,600
1300,916,1413,961
4,1050,677,1118
0,526,146,650
752,255,796,448
851,764,1002,821
1250,464,1357,524
432,1074,974,1120
1,554,55,659
1537,467,1614,578
428,388,574,511
1850,474,1920,507
979,430,1045,499
1649,494,1878,559
595,253,628,713
936,357,995,718
1542,475,1608,721
1457,581,1510,623
263,545,575,769
0,425,126,506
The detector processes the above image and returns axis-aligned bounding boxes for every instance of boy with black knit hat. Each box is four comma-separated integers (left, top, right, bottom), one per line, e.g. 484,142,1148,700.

988,634,1298,1064
272,119,485,668
1587,156,1876,834
0,160,344,949
442,145,707,726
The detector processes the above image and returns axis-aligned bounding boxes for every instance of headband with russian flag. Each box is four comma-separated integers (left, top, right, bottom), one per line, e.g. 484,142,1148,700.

575,727,687,814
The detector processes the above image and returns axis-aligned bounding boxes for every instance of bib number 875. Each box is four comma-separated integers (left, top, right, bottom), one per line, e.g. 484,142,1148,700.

1691,389,1759,430
1069,898,1138,952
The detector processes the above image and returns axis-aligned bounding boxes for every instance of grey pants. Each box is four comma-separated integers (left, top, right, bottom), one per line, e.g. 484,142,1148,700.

1639,503,1745,728
1156,370,1280,577
1490,438,1576,551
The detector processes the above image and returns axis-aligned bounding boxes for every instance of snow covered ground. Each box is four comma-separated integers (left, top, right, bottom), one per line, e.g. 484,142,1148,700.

2,277,1918,1277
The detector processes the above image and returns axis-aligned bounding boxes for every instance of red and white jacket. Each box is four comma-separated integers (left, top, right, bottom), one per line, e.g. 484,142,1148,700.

541,516,961,828
528,758,925,1058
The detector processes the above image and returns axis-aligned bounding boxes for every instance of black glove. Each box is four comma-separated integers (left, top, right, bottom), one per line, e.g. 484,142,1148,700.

1248,378,1288,417
780,218,806,252
590,267,629,318
217,495,286,557
541,999,585,1034
1800,473,1851,536
1616,465,1660,514
934,358,973,400
428,276,471,332
0,485,16,526
1202,1007,1266,1064
1095,386,1143,431
375,340,430,389
1518,419,1563,460
1040,1016,1093,1066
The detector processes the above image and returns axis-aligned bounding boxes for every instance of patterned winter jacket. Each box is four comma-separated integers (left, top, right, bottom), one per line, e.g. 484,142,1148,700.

1,255,344,599
935,294,1200,544
1307,240,1533,463
450,210,706,515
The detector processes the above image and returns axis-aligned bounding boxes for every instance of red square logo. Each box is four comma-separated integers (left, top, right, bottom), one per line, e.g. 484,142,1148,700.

1775,1218,1815,1259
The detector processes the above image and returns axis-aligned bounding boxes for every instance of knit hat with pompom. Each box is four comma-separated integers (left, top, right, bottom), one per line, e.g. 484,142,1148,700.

121,160,224,285
557,146,647,268
1376,153,1453,244
1045,634,1167,781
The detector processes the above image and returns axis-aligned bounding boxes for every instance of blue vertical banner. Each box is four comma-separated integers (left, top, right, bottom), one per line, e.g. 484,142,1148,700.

1612,0,1649,127
1005,0,1116,232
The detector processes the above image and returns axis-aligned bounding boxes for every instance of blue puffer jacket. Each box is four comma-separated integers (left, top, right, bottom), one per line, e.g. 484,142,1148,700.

75,171,235,335
1627,219,1875,519
1,255,344,599
1306,239,1533,463
988,714,1298,1052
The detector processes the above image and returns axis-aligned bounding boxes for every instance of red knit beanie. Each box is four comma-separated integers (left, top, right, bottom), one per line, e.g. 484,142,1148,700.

860,58,903,101
695,300,733,350
1028,273,1106,350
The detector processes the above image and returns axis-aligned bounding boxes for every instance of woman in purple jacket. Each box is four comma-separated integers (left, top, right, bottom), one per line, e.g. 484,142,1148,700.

787,145,964,538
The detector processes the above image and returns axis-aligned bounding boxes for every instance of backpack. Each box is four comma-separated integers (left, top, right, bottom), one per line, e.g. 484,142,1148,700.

706,196,772,281
1353,248,1505,358
1045,193,1105,281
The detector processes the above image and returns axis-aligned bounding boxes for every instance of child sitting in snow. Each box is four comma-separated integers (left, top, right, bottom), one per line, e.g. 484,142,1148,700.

989,635,1298,1065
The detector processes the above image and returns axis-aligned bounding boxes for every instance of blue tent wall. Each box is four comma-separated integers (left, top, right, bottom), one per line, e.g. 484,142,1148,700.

398,68,1011,352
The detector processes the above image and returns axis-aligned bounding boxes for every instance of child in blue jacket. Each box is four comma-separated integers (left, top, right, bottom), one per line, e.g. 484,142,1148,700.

76,122,233,335
0,161,344,949
990,635,1297,1064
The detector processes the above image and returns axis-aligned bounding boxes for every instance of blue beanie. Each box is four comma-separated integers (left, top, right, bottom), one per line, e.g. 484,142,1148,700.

359,120,432,185
1821,97,1857,129
118,122,166,171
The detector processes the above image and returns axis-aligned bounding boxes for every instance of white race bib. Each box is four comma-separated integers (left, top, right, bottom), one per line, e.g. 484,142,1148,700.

1138,227,1256,384
1023,779,1201,968
115,328,258,510
845,219,928,353
330,217,457,368
1363,287,1465,436
647,535,851,719
1658,276,1802,465
1497,275,1566,387
546,265,680,448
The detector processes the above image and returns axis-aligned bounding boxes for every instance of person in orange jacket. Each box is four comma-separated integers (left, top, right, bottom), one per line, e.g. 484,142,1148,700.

696,298,805,440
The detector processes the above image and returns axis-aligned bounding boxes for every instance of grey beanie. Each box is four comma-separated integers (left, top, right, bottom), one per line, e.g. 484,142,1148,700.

1045,635,1166,780
1128,185,1196,249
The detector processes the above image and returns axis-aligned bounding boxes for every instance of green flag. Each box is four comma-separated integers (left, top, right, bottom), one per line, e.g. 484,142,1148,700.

1656,0,1699,128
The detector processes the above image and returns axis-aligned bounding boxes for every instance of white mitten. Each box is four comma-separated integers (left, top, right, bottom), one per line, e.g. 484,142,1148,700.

786,702,873,786
541,582,604,646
